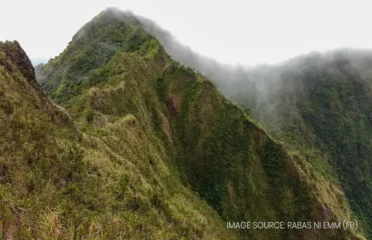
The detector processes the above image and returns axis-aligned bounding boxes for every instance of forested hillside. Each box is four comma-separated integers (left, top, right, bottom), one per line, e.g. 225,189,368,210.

227,53,372,236
28,8,365,239
134,15,372,237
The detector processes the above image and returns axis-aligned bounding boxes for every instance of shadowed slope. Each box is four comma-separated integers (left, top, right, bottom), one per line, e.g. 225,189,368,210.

34,8,365,240
118,12,372,237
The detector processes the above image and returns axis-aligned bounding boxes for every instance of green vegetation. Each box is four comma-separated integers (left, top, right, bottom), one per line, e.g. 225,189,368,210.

162,65,363,239
0,39,234,239
36,10,152,104
1,8,367,239
230,56,372,237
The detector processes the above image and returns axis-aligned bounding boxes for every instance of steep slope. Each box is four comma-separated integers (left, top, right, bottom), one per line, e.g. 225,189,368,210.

34,8,365,239
226,53,372,236
0,41,236,239
127,18,372,237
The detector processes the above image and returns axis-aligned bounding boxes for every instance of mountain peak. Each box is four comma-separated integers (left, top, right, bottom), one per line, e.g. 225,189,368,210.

72,7,139,42
31,9,366,239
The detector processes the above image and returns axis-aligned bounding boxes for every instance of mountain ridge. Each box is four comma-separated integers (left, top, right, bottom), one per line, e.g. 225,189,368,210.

0,7,368,239
112,10,372,236
1,39,237,239
32,8,364,239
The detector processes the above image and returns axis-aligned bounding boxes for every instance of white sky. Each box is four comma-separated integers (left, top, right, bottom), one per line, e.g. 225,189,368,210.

1,0,371,65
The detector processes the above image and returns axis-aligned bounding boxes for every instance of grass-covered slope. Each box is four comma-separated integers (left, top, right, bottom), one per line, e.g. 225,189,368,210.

163,63,364,240
36,9,152,104
0,40,236,239
230,53,372,237
33,8,365,239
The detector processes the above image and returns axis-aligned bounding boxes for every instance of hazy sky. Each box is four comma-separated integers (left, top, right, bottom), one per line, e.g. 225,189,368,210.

1,0,371,65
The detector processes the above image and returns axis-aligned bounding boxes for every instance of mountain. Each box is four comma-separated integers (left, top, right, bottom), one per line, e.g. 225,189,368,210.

0,8,365,239
129,14,372,237
221,51,372,236
32,8,365,239
1,40,234,239
229,52,372,236
140,20,372,236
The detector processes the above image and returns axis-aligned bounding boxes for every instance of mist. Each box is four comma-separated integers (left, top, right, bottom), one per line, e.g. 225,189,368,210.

131,9,372,87
131,8,372,121
48,8,372,122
